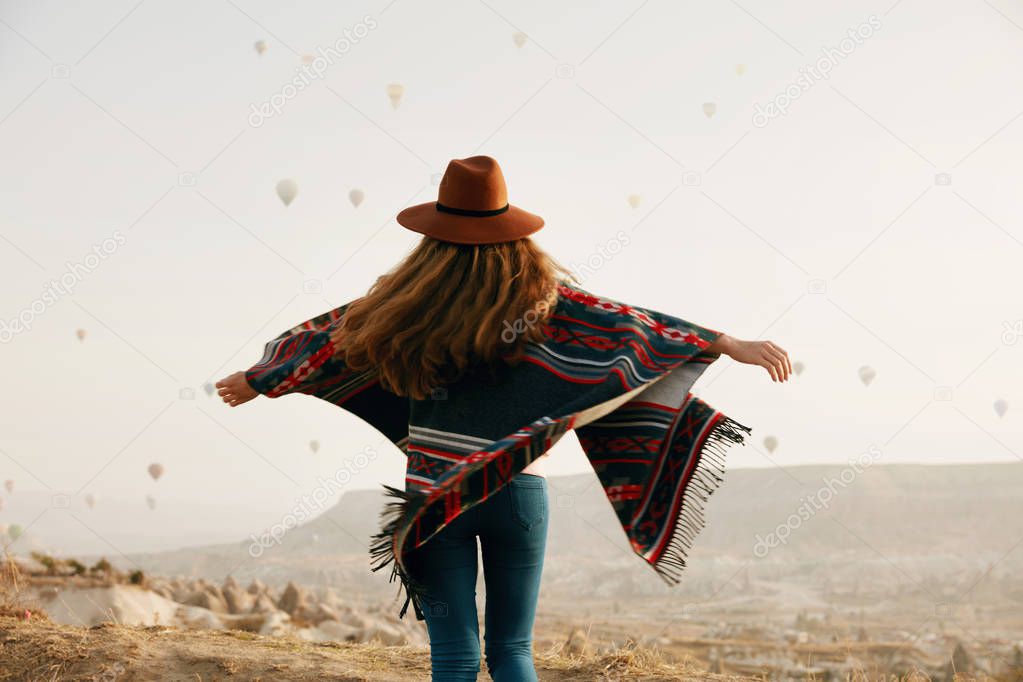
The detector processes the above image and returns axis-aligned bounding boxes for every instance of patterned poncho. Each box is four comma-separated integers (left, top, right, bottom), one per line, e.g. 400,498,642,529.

245,281,750,619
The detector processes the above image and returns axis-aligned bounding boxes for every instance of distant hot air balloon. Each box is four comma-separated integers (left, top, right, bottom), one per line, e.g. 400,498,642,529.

145,495,156,511
512,32,527,49
627,194,641,209
763,436,778,454
4,480,12,494
793,361,805,377
301,54,314,65
386,83,404,110
735,64,747,76
702,102,716,118
8,524,22,541
994,399,1008,418
76,329,86,342
148,463,164,481
85,493,96,510
858,365,876,387
254,40,268,56
348,188,365,208
276,179,298,207
203,382,215,397
309,440,320,454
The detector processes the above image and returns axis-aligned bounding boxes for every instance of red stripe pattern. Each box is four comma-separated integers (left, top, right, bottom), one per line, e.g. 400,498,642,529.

244,281,749,619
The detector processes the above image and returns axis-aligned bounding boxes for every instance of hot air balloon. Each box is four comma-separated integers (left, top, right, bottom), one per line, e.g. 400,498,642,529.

348,189,365,208
735,64,747,76
386,83,404,110
85,493,96,510
301,54,314,65
276,179,298,207
793,361,805,377
148,463,164,481
309,440,320,454
4,480,12,494
254,40,268,56
8,524,22,541
702,102,716,118
627,194,641,209
512,32,527,49
763,436,778,453
203,382,215,397
994,399,1008,418
76,329,86,342
145,495,156,511
858,365,876,387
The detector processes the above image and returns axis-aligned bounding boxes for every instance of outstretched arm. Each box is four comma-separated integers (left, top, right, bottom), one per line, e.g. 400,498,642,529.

705,334,791,382
216,372,258,406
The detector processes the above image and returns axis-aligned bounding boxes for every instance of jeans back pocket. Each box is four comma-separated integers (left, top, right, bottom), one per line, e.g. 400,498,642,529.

509,476,547,531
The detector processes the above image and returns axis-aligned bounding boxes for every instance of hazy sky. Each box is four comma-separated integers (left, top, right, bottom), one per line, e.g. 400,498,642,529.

1,0,1021,550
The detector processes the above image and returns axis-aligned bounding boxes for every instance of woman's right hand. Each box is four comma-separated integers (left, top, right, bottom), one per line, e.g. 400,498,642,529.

216,371,259,406
713,335,791,382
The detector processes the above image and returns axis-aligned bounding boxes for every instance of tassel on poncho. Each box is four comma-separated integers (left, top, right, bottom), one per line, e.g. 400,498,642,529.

244,281,750,619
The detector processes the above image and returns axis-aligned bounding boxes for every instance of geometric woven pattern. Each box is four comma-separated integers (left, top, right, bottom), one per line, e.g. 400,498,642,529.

245,281,750,619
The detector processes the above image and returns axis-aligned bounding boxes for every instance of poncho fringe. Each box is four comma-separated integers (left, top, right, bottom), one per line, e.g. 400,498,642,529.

370,413,750,619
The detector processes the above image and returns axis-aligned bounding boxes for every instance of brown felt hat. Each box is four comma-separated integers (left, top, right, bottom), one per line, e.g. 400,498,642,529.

397,156,544,245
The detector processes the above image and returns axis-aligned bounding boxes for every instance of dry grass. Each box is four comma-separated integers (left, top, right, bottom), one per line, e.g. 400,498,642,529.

0,552,45,621
0,563,1014,681
536,639,745,680
0,556,742,680
0,616,757,682
0,615,1016,681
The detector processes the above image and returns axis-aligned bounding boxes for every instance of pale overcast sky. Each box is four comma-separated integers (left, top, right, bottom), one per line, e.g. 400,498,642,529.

1,0,1021,550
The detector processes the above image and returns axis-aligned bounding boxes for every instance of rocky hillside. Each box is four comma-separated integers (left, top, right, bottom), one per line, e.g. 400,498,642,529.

9,554,426,648
122,462,1023,602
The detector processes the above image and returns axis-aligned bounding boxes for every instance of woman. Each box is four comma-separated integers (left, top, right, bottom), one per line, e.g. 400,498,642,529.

217,156,789,681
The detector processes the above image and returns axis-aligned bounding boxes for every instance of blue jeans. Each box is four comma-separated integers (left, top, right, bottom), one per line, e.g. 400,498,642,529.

418,473,548,681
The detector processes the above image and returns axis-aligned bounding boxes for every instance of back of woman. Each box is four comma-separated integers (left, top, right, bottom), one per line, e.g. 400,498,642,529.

218,156,788,682
335,225,572,681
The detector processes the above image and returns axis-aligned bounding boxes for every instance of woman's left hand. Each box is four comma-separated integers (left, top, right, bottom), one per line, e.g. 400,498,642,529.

216,371,259,406
709,335,792,382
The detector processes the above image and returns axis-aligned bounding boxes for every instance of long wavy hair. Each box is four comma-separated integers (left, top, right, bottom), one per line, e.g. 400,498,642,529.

332,237,575,400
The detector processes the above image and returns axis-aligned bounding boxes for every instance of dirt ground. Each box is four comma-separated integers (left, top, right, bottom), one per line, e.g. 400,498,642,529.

0,616,740,682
